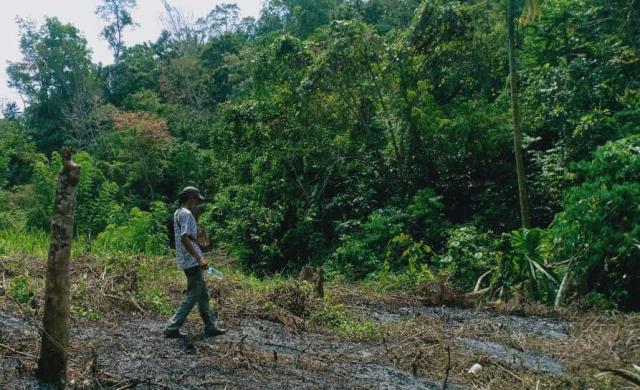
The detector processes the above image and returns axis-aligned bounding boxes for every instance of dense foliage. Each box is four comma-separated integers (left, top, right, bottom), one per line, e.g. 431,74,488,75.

1,0,638,309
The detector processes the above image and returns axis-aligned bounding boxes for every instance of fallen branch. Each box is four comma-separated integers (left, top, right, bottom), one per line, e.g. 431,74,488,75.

0,343,36,359
596,368,640,386
127,294,146,314
442,346,451,389
332,328,433,361
104,294,146,313
473,271,492,293
466,287,490,297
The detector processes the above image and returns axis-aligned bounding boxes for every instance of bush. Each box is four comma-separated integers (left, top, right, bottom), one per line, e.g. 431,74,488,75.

0,190,27,231
405,188,448,249
437,225,503,290
25,154,61,231
265,280,313,318
327,207,405,279
205,184,287,273
9,274,33,305
74,152,124,237
93,201,168,255
550,135,640,310
327,189,446,280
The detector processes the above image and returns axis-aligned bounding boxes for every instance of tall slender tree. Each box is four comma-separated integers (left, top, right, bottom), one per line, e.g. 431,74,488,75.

96,0,138,63
506,0,541,228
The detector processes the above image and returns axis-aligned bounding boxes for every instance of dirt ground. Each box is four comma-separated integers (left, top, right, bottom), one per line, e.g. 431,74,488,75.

1,255,639,389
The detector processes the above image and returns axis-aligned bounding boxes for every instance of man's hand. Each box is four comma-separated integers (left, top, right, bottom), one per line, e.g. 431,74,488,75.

197,256,209,270
182,234,208,269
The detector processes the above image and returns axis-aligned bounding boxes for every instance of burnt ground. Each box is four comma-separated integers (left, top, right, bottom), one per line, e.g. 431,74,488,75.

1,255,639,389
2,300,635,389
2,309,459,389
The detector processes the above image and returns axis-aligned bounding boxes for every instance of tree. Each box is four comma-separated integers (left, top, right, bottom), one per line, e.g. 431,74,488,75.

258,0,340,38
110,111,171,199
506,0,541,228
1,101,21,120
7,17,98,152
521,0,640,224
101,42,160,105
200,3,241,37
96,0,138,63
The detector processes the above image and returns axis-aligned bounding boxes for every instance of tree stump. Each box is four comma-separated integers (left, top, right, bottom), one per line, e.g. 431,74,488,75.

36,149,81,388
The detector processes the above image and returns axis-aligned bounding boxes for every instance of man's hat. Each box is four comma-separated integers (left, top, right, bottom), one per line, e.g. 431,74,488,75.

179,186,205,201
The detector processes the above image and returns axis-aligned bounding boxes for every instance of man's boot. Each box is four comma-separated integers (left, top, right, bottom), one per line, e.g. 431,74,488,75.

204,326,226,338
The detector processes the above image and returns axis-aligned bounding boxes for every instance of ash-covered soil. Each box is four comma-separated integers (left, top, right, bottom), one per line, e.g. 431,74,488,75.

0,300,576,389
1,253,637,390
1,308,458,389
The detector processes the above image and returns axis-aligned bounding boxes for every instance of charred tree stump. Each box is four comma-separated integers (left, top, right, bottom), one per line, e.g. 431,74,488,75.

36,149,81,388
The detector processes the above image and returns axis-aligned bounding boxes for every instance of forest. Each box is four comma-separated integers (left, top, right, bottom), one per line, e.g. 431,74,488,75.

0,0,639,388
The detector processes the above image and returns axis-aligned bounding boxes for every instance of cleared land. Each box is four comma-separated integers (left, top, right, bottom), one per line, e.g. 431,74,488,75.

0,254,638,389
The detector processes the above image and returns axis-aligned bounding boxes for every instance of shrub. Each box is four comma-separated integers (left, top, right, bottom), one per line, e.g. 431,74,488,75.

584,291,617,312
327,207,405,279
550,135,640,310
405,188,447,249
265,280,313,317
73,152,124,237
327,188,446,281
0,190,27,231
9,274,33,305
437,225,503,290
93,201,168,255
206,185,287,273
25,154,61,231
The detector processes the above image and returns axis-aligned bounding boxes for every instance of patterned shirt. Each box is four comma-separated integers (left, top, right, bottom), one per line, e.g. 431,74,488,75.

174,207,203,270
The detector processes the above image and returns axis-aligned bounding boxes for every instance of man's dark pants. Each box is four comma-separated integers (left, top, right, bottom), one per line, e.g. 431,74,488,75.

164,266,216,333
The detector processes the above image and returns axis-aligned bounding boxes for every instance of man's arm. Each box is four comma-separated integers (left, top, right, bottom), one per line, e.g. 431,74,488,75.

176,210,207,269
181,234,208,269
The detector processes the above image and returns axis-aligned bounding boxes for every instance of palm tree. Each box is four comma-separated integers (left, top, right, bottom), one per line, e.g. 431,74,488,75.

507,0,541,229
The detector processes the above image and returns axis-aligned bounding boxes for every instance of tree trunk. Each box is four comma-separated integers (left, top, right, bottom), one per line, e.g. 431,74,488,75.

507,0,532,229
36,149,81,388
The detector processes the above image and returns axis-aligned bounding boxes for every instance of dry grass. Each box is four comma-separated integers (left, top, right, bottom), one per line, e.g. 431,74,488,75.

1,253,639,389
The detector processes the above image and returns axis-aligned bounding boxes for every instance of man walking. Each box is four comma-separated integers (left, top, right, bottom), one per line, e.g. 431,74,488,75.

164,186,226,338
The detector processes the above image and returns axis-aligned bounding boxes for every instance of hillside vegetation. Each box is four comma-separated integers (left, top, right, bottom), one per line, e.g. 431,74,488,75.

1,0,639,313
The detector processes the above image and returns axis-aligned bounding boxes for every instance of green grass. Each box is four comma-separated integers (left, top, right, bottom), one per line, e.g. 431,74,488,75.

0,229,89,258
309,299,381,340
136,255,182,315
